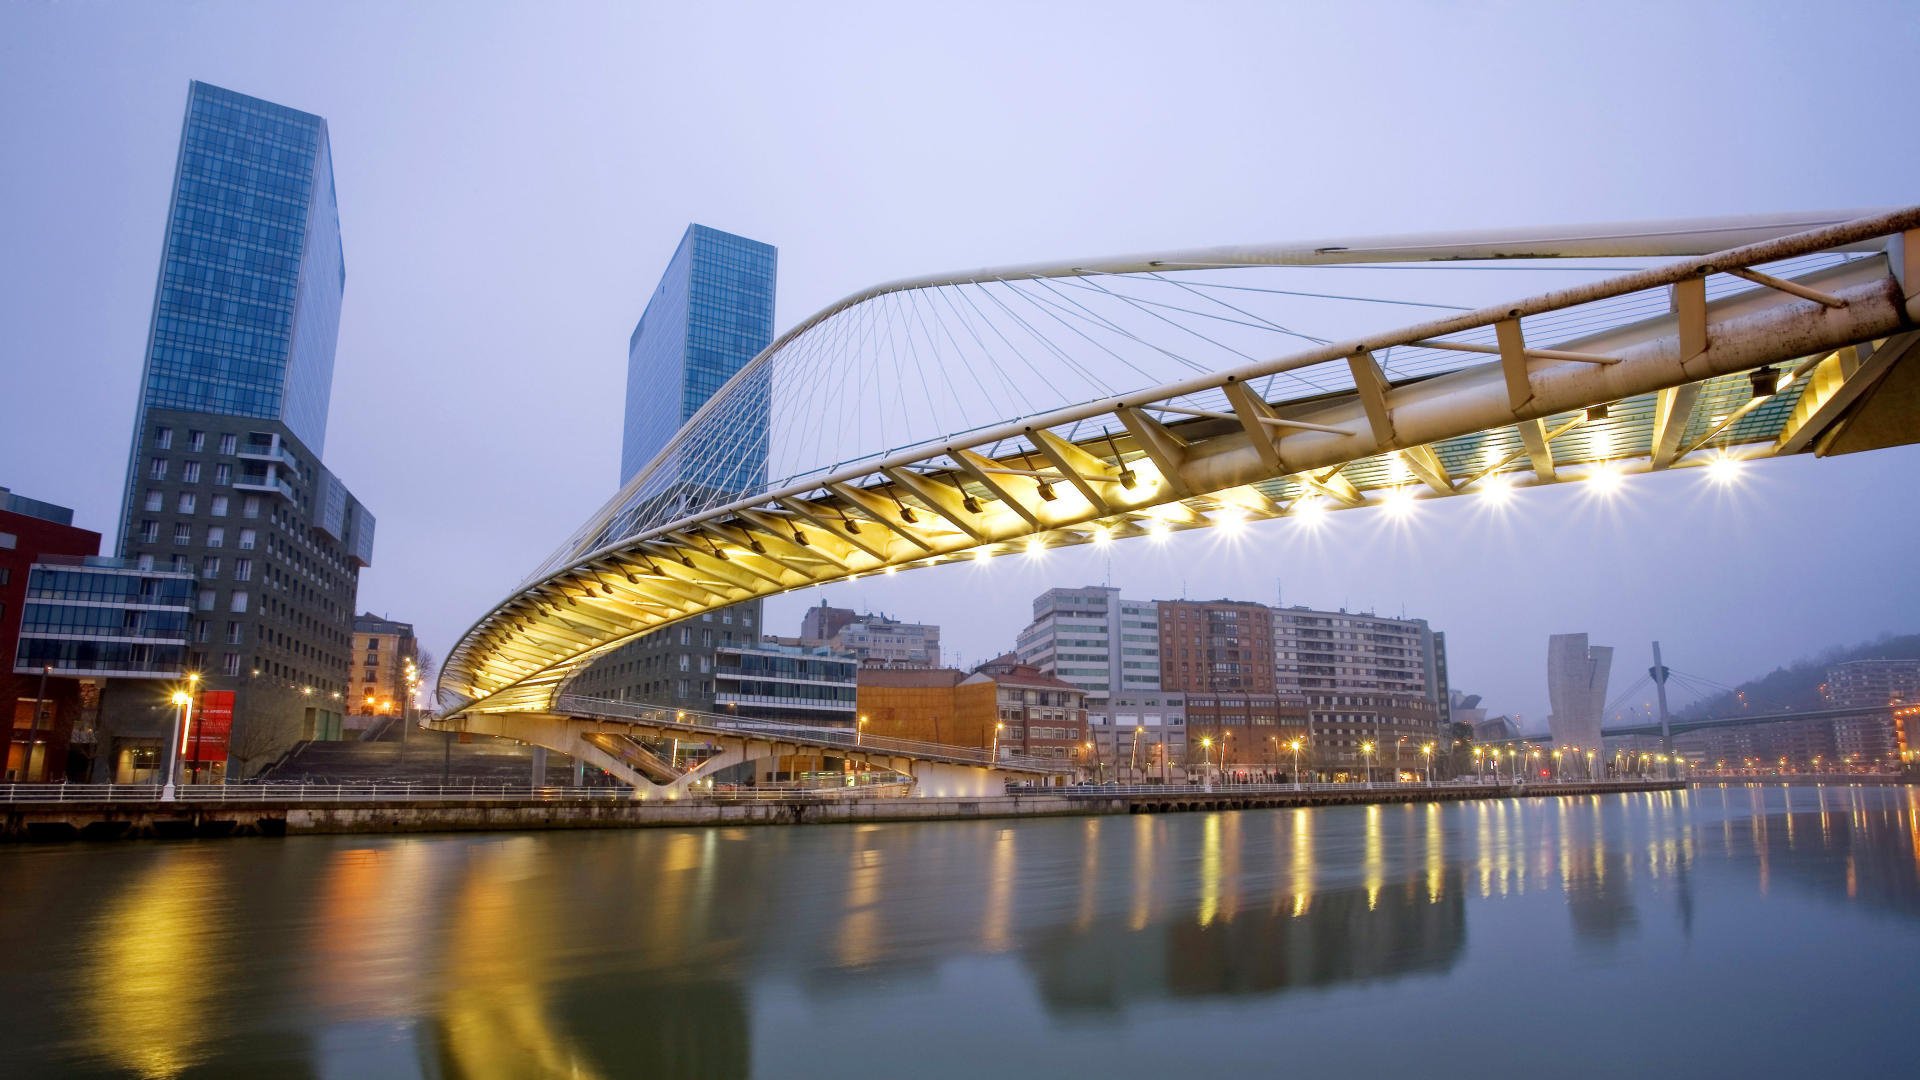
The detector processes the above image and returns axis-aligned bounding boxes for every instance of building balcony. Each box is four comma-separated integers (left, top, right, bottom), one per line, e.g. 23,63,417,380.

238,434,300,473
234,467,296,502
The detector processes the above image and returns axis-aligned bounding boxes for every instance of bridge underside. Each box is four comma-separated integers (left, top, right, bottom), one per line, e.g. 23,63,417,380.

439,209,1920,720
450,710,1049,798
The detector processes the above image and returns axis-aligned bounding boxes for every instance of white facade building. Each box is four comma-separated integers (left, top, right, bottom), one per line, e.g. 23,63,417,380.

1015,586,1161,701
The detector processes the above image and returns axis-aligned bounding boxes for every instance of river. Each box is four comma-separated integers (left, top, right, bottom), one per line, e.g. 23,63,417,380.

1,784,1916,1078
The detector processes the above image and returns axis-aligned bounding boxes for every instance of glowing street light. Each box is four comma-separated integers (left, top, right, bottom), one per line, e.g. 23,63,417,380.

1289,738,1304,789
1360,740,1375,787
160,674,199,802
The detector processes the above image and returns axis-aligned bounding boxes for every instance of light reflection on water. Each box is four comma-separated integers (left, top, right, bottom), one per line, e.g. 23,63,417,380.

2,785,1917,1078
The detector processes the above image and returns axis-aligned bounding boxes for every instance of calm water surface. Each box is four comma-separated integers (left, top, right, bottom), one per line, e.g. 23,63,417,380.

2,785,1917,1078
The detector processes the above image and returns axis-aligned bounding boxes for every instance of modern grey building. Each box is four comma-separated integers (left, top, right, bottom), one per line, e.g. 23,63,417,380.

112,82,373,773
1546,633,1612,755
573,225,777,714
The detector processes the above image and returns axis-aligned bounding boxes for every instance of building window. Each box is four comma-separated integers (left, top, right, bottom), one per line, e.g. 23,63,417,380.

219,433,236,455
211,495,229,518
234,558,251,581
0,532,13,551
177,492,196,514
207,526,224,548
155,427,172,449
197,589,216,612
242,496,260,519
226,622,244,645
230,591,248,613
213,463,231,485
170,554,188,573
136,554,154,571
172,523,192,545
144,490,163,512
201,557,220,579
223,653,241,676
238,528,255,550
182,461,201,484
150,458,168,480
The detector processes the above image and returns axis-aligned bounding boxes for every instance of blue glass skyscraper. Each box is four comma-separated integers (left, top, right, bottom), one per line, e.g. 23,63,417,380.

573,225,777,713
110,82,372,774
621,224,777,488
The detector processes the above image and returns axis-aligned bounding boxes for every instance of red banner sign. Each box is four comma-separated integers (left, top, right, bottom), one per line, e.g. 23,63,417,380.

187,690,234,764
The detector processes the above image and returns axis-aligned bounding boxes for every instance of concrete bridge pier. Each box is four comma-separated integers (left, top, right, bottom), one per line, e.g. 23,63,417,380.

529,746,547,787
908,760,1032,798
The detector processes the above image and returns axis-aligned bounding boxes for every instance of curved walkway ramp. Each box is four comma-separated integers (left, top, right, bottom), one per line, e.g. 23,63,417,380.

437,208,1920,768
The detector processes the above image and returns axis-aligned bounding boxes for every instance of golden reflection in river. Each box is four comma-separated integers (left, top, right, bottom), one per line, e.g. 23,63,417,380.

437,837,599,1080
836,832,884,969
1199,813,1222,926
1426,802,1444,903
1076,817,1101,931
310,843,438,1021
1130,815,1156,931
1364,804,1384,909
82,848,229,1078
1909,788,1920,880
1290,807,1313,918
982,826,1016,952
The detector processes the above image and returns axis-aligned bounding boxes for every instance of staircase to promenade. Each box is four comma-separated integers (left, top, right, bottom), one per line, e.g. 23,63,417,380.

262,735,594,786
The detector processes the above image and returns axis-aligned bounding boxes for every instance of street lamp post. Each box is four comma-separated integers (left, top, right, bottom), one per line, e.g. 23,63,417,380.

1289,738,1303,790
1200,736,1213,790
1360,741,1375,788
1422,742,1435,786
161,674,199,801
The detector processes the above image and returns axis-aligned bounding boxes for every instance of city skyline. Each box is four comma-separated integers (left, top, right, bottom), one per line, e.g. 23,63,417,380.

3,3,1917,726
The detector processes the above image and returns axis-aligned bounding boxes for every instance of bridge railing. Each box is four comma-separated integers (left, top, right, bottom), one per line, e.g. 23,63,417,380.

0,780,926,805
555,693,1069,772
1059,777,1684,797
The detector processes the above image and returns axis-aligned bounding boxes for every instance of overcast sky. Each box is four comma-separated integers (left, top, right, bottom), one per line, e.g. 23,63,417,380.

3,1,1916,727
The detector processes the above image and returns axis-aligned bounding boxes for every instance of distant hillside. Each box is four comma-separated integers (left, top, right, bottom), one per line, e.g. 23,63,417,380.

1674,632,1920,719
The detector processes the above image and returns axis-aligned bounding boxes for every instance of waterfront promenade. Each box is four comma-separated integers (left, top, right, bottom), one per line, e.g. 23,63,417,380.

1,778,1687,841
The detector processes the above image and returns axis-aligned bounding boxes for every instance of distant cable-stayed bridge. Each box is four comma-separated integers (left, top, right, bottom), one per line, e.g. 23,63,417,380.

437,206,1920,796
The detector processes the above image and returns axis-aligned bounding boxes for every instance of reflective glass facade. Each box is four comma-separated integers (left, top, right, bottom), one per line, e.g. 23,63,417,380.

121,81,344,541
104,82,365,767
621,225,776,488
15,564,193,677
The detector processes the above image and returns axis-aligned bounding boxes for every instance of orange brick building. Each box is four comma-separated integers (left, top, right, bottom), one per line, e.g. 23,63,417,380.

857,657,1088,763
856,668,998,749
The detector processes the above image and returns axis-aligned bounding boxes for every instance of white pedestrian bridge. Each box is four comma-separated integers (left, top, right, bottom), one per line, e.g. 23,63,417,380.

436,207,1920,795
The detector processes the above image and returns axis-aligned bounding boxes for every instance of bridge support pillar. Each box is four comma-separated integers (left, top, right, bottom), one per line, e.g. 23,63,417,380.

572,757,585,788
530,745,547,787
908,760,1032,798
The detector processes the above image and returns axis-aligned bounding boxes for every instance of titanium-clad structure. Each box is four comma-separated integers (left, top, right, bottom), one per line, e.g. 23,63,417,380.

1546,634,1612,753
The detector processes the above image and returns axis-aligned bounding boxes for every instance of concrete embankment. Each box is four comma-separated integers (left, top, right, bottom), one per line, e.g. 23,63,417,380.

2,780,1686,842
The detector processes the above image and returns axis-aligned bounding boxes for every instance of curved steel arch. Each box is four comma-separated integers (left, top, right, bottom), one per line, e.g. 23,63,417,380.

440,207,1920,718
